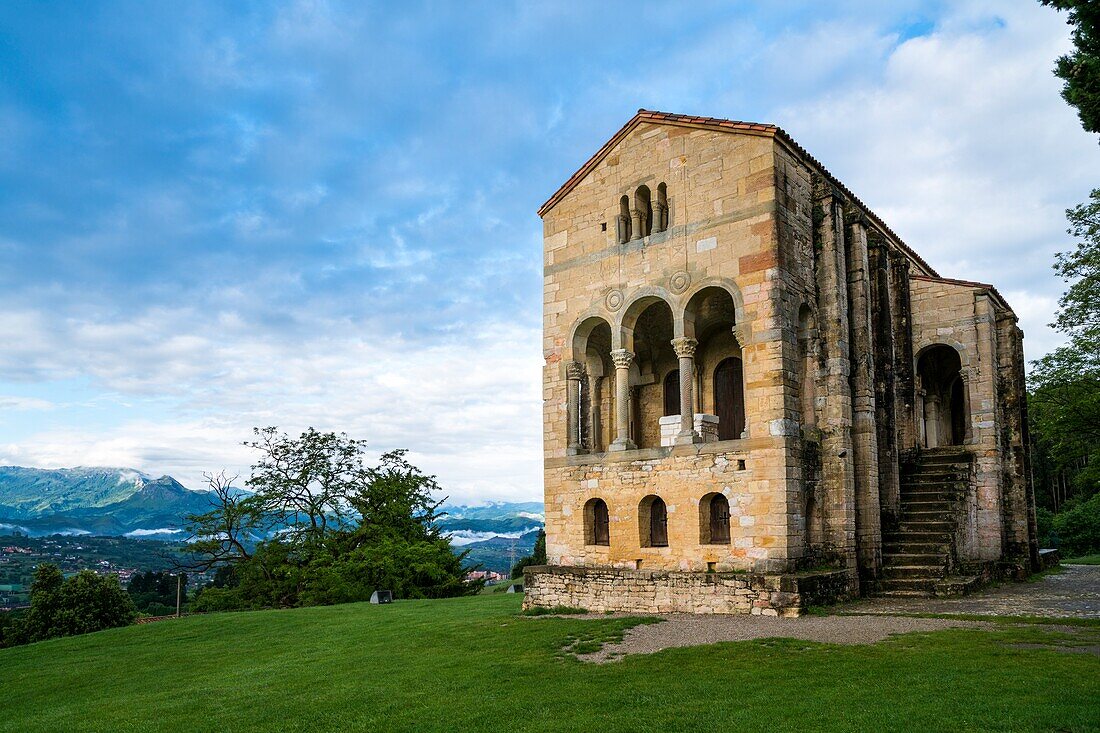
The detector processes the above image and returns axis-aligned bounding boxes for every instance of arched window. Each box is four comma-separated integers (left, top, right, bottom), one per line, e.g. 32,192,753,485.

639,495,668,547
655,182,668,233
584,498,610,546
663,369,680,417
618,195,631,244
700,493,731,544
714,357,745,440
635,185,652,238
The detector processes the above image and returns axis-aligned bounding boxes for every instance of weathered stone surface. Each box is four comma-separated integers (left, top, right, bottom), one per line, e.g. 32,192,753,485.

523,565,857,616
534,111,1037,613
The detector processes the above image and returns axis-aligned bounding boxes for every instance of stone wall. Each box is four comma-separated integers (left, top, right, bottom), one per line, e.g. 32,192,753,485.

523,565,858,617
537,111,1039,607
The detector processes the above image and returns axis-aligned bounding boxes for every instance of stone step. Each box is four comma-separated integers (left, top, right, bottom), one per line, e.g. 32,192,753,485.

881,552,947,567
876,589,931,598
901,475,966,486
896,520,954,532
933,575,982,597
917,449,971,462
882,565,946,580
900,491,957,501
880,534,950,545
899,510,955,522
878,577,938,593
883,542,950,555
899,500,952,511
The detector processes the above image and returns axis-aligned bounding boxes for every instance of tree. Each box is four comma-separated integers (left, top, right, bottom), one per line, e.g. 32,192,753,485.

9,564,136,646
246,427,362,553
128,571,188,614
19,563,63,642
188,428,481,610
183,470,264,572
1041,1,1100,135
510,529,547,579
1030,189,1100,507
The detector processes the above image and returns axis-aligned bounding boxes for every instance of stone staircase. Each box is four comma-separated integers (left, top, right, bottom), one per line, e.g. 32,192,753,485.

879,449,981,597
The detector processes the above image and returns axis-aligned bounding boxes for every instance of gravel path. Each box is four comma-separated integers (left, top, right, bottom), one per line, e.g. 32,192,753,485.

570,565,1100,663
577,614,988,662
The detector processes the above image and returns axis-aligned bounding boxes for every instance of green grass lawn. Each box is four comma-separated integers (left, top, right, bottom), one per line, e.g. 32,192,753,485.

1,594,1097,733
1065,554,1100,565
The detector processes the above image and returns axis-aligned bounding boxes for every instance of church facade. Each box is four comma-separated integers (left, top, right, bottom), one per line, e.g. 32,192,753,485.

524,110,1039,616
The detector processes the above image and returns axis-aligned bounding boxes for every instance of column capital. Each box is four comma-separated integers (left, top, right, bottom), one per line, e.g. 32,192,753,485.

610,349,635,370
731,325,748,347
671,337,698,359
566,361,586,381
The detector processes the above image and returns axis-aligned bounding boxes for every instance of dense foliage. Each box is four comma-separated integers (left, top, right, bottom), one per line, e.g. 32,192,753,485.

510,529,546,579
1041,1,1100,134
0,563,136,648
1027,26,1099,552
127,570,188,616
188,428,481,611
1029,189,1100,555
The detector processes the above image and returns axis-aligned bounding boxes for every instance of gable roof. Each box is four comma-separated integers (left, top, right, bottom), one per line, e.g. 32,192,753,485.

910,274,1016,318
537,109,938,277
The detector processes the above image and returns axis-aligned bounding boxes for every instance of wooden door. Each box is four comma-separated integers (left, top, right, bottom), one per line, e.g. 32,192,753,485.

714,357,745,440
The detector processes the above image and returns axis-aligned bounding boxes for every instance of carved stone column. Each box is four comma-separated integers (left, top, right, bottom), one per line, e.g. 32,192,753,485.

609,349,636,451
616,214,629,245
653,202,667,233
566,361,586,455
629,208,643,240
671,337,701,444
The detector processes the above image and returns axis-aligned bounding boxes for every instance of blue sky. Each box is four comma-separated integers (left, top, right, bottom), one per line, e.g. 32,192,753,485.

0,1,1097,501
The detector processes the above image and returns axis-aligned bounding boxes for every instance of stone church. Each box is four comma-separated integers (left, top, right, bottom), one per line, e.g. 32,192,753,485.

524,110,1039,616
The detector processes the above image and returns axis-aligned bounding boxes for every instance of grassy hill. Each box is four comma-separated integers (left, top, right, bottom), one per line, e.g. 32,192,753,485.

1,594,1097,732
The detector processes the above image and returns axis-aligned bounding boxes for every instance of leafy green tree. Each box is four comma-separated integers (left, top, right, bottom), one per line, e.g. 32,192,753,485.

187,429,481,610
127,571,187,614
183,470,265,572
1041,1,1100,134
10,564,136,646
1053,492,1100,556
1030,189,1100,507
54,571,138,637
510,529,547,579
19,563,63,642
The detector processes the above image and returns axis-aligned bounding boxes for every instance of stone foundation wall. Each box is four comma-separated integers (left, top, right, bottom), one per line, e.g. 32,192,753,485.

523,565,857,617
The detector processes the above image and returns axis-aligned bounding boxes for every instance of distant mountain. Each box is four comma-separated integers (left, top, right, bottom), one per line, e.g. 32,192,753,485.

437,502,544,574
437,501,544,546
0,468,545,569
0,467,217,539
0,466,151,518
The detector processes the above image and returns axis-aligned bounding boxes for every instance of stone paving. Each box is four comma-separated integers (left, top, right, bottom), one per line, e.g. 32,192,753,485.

848,564,1100,619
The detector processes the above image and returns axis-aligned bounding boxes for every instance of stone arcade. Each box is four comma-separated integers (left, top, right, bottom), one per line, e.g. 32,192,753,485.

524,110,1039,616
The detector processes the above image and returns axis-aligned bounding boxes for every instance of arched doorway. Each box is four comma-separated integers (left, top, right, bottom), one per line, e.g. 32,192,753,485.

663,369,680,417
917,344,968,447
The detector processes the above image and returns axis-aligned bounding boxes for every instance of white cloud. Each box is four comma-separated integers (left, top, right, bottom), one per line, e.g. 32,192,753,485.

767,2,1098,361
0,304,543,501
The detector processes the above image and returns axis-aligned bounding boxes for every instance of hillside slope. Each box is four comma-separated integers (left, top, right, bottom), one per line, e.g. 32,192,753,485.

0,595,1096,732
